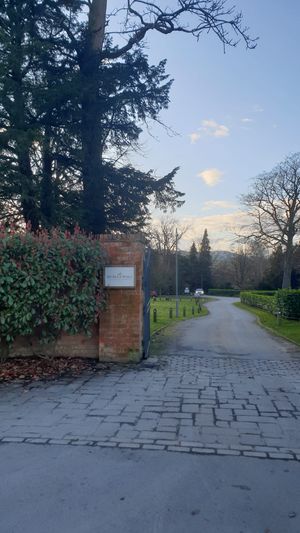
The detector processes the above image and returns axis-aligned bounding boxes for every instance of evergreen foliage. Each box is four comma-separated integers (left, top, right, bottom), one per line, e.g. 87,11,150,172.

0,2,184,232
240,289,300,320
0,225,105,359
259,247,284,289
207,289,240,297
199,229,212,291
188,242,199,290
276,290,300,320
240,291,276,313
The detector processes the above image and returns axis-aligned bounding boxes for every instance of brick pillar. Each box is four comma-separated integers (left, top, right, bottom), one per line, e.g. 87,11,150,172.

99,235,145,363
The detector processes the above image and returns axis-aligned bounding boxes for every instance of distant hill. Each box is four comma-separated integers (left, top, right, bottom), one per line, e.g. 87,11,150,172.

179,249,235,261
211,250,235,261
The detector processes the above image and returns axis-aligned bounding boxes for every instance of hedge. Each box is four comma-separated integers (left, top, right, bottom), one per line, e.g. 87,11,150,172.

207,289,240,297
240,291,276,313
240,290,300,320
0,226,106,359
276,290,300,320
250,291,276,297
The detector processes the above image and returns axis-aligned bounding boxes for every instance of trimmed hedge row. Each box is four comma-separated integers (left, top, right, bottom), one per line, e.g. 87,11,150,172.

240,290,300,320
250,291,276,297
207,289,240,297
276,290,300,320
0,227,106,358
240,291,276,314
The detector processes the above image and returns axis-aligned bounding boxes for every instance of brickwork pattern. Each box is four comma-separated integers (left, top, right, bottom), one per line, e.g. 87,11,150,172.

8,235,146,362
99,235,145,362
10,327,99,359
1,353,300,461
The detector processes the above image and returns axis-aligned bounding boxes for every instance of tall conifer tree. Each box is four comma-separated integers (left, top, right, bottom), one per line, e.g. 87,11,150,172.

189,241,199,290
199,229,212,291
0,1,183,231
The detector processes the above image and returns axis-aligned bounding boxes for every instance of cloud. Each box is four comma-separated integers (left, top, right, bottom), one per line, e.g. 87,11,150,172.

189,119,229,143
179,211,250,251
188,132,201,144
202,200,237,211
241,118,254,123
201,119,230,138
198,168,223,187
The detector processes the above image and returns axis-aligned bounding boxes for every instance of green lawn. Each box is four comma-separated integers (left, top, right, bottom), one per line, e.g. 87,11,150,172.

235,302,300,346
150,296,209,335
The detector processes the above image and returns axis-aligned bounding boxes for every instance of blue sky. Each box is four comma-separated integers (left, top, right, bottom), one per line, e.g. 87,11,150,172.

128,1,300,250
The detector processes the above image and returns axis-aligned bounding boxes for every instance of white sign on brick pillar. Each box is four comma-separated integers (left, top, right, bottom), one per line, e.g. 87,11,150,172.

104,266,136,288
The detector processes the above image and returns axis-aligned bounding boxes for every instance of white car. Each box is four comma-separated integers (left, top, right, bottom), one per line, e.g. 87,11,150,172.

194,288,204,296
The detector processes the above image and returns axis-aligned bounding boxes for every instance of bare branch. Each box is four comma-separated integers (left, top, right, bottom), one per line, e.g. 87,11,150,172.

101,0,257,60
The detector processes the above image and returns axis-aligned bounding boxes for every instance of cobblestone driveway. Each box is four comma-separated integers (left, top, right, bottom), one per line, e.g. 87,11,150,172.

1,352,300,461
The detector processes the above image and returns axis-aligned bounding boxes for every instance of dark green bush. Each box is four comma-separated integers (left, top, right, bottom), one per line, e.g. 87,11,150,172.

207,289,240,297
251,290,276,297
0,226,106,358
240,290,300,320
240,291,276,313
276,290,300,320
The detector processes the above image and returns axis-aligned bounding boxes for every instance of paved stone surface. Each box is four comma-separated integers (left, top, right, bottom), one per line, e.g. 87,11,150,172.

1,355,300,459
0,298,300,460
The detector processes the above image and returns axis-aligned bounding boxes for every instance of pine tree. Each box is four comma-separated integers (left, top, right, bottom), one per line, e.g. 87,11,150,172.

199,229,212,291
188,242,199,291
0,0,82,229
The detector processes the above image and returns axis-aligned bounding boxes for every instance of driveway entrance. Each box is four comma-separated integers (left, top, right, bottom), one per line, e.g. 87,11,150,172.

1,298,300,458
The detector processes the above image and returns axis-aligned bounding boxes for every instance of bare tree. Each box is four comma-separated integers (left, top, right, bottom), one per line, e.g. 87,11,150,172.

241,153,300,288
231,246,250,289
230,243,267,289
148,217,188,255
148,217,189,293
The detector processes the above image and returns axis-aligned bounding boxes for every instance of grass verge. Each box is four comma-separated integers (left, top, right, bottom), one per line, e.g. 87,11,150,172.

234,302,300,346
150,296,209,335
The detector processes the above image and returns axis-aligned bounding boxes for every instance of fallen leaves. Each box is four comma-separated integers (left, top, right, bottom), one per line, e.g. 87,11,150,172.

0,357,96,383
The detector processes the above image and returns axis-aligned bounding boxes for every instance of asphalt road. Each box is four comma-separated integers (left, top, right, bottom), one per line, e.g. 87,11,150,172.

1,443,300,533
153,297,300,360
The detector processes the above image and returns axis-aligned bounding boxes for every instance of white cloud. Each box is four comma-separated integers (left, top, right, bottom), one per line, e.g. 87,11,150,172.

198,168,224,187
202,200,237,211
201,119,229,138
241,118,254,123
188,132,201,144
189,119,229,143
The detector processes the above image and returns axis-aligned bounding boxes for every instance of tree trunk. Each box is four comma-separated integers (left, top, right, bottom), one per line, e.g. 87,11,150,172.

0,338,9,362
79,0,107,235
18,149,39,232
282,244,293,289
40,125,55,228
12,14,39,231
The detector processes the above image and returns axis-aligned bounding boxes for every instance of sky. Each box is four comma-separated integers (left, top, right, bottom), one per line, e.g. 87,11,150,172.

124,0,300,250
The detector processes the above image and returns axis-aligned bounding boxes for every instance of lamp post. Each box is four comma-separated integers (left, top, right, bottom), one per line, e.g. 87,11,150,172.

175,228,179,318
